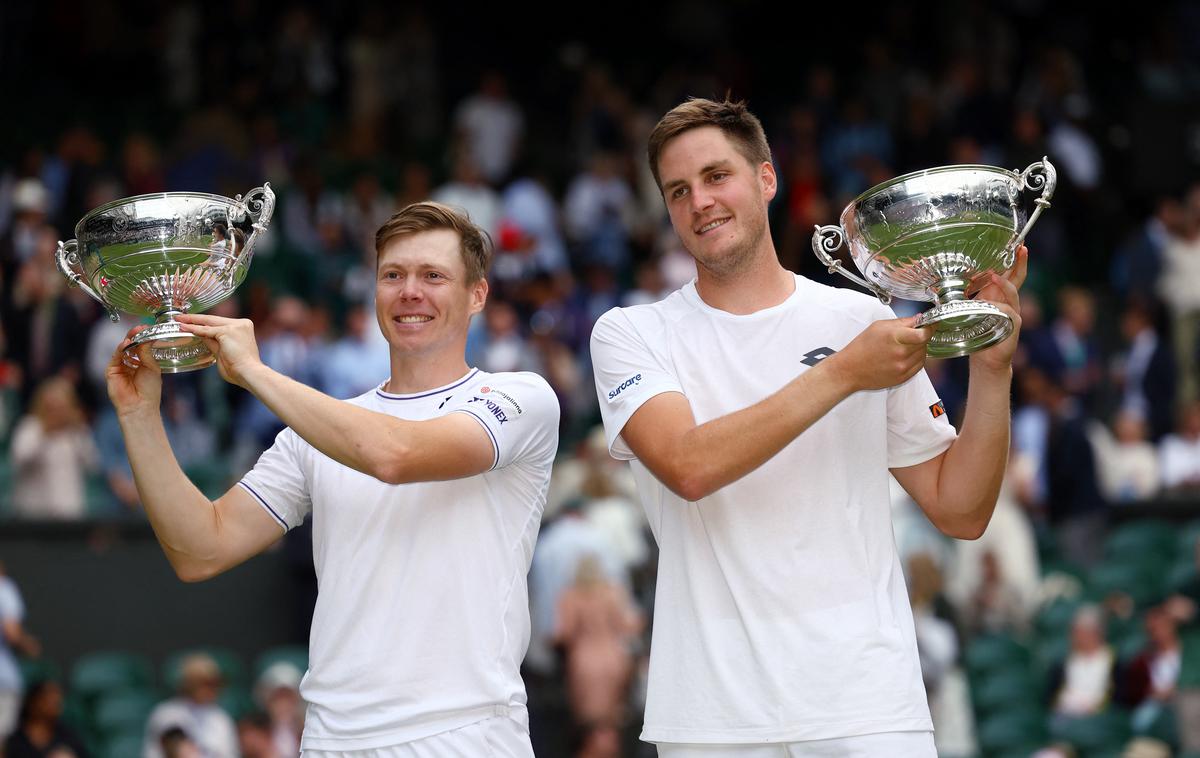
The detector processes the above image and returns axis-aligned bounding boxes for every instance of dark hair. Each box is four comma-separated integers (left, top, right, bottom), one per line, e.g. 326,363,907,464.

647,97,771,191
374,201,492,283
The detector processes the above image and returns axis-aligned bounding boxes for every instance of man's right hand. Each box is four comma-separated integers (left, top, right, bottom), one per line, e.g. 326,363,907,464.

825,316,932,393
106,326,163,418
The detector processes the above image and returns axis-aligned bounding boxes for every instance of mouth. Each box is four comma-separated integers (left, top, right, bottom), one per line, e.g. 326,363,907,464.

694,217,731,236
393,315,434,325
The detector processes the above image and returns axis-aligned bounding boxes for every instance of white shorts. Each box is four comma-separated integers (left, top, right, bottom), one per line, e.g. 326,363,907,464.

656,731,936,758
300,716,534,758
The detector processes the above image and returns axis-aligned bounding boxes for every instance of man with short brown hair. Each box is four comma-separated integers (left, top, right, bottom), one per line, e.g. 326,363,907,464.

591,98,1024,755
110,201,558,756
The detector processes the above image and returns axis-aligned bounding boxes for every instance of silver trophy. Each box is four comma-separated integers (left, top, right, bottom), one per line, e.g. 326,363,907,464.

56,185,275,373
812,158,1056,358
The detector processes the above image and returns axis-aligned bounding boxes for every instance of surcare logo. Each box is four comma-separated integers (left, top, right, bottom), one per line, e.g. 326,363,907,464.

468,396,510,424
607,373,643,402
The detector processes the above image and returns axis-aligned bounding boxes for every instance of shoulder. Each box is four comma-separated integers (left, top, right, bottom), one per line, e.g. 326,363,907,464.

469,370,560,419
795,276,893,325
592,289,693,342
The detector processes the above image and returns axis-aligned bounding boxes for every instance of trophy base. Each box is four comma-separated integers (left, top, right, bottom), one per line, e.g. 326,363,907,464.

916,300,1013,359
122,320,215,373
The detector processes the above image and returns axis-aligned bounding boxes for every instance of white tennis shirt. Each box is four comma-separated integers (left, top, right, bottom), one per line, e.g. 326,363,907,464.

240,368,559,751
590,275,957,744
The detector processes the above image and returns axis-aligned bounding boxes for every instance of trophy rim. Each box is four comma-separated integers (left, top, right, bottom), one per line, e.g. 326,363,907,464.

75,190,247,236
842,163,1020,218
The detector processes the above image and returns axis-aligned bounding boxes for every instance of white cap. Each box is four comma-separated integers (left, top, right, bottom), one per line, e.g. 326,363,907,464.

12,178,49,214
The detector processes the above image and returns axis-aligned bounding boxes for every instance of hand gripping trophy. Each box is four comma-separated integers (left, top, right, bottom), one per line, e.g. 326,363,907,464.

56,184,275,372
812,158,1056,358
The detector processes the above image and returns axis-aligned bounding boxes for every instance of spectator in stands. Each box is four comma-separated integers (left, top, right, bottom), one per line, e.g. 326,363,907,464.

1159,184,1200,405
1112,298,1177,442
159,727,201,758
1024,286,1103,406
554,554,642,747
236,712,280,758
253,662,303,758
0,563,39,742
1089,409,1161,503
453,71,524,186
1160,401,1200,495
317,304,390,400
1050,605,1118,722
432,152,502,237
143,653,237,758
11,377,97,519
3,680,88,758
1122,606,1181,732
563,152,635,272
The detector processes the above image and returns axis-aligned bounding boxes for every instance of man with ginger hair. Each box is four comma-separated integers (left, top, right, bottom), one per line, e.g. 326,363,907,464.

590,98,1025,755
109,202,558,756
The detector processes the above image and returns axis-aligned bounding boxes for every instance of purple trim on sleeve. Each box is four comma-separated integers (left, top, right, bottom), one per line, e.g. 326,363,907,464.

237,481,290,531
452,408,500,470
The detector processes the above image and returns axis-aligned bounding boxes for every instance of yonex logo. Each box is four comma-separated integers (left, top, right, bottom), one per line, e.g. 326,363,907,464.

607,374,643,401
468,396,509,424
800,347,837,367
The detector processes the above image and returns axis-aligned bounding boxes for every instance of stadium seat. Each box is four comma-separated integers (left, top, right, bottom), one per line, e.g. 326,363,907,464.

971,669,1044,718
162,647,246,690
975,707,1047,757
1049,709,1132,756
70,652,155,701
1086,560,1167,609
1105,520,1176,562
964,634,1032,678
92,689,158,738
18,657,60,686
102,730,145,758
218,686,256,720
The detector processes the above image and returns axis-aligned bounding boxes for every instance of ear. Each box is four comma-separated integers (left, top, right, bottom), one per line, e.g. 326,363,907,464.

469,277,489,316
760,161,778,202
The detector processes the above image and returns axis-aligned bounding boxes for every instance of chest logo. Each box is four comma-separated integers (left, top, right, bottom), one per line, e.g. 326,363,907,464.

468,396,510,424
800,347,838,366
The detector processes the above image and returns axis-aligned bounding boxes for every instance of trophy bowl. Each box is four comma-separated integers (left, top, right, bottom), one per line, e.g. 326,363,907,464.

812,158,1055,358
56,184,275,373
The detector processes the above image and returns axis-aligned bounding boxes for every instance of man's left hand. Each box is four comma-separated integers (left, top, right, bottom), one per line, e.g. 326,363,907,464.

175,314,265,390
969,244,1027,374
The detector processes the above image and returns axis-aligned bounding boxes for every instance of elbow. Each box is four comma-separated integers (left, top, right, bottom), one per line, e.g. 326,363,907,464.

172,559,220,584
936,514,989,541
671,470,717,503
367,442,412,485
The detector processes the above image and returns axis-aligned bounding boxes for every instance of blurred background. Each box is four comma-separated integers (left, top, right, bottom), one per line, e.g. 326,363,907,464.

2,1,1200,756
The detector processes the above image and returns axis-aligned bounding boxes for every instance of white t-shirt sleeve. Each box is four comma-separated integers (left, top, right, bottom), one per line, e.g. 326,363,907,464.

238,428,312,532
886,368,958,468
446,372,560,470
0,580,23,623
589,307,684,460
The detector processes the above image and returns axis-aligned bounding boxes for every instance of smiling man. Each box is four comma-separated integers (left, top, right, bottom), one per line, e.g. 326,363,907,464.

107,201,558,756
589,98,1024,756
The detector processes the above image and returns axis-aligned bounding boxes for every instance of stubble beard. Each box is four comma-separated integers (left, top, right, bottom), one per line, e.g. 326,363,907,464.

686,204,770,282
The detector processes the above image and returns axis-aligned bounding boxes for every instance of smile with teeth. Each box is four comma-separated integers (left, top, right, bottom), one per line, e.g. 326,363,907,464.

395,315,433,323
696,218,730,235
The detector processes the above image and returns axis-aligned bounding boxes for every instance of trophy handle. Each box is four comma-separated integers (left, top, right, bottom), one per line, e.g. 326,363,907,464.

812,225,892,305
56,240,119,322
1006,156,1057,268
228,182,276,283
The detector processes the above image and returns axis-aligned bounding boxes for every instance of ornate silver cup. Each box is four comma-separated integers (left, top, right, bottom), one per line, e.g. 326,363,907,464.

56,185,275,372
812,159,1056,358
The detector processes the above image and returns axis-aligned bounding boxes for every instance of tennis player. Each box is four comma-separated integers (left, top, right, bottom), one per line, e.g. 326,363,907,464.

108,202,558,756
590,98,1022,756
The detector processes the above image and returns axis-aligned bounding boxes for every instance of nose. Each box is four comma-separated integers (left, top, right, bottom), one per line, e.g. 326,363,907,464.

398,276,424,301
689,184,715,215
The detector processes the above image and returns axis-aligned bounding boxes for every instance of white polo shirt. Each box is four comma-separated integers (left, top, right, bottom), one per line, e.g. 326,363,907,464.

590,275,957,744
239,368,559,751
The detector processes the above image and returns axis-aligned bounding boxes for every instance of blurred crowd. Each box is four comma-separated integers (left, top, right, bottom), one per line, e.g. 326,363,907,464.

3,1,1200,756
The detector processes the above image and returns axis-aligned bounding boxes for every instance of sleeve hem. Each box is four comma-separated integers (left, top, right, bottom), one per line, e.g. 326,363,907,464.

887,435,956,470
237,481,291,532
451,408,501,470
607,386,686,460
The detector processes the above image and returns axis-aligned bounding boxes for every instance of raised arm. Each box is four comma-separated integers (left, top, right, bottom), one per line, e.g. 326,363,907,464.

176,315,495,485
615,316,934,501
107,336,286,582
890,246,1028,539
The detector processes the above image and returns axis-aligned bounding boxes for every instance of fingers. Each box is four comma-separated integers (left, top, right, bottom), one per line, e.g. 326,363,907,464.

176,322,221,338
1007,245,1028,289
173,313,234,325
982,271,1021,310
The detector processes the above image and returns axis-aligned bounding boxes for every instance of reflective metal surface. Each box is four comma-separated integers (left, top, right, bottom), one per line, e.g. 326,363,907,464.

56,184,275,372
812,159,1055,358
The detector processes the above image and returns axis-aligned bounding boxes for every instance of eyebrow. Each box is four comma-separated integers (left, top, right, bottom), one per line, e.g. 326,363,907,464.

661,160,736,193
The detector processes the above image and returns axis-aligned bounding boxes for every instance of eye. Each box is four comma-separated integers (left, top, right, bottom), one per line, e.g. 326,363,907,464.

426,271,444,280
671,186,688,200
709,171,728,182
383,271,400,280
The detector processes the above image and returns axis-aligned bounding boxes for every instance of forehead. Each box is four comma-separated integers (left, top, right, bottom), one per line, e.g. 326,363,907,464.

378,227,464,271
658,126,751,182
